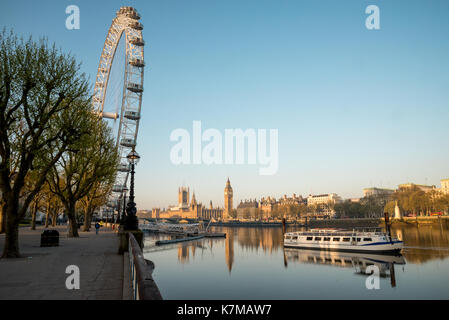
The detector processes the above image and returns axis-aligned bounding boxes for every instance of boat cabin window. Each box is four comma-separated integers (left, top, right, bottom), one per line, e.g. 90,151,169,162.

286,236,291,240
333,237,340,241
363,238,372,241
306,237,313,241
324,237,331,241
292,236,298,240
342,238,350,242
314,237,321,241
357,238,361,241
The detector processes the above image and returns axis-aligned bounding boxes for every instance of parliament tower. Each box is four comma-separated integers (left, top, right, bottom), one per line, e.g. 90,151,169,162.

224,178,233,220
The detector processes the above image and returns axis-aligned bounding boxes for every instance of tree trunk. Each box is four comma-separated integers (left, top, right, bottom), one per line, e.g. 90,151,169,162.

87,211,92,231
82,210,90,232
0,201,5,234
31,210,36,230
2,203,20,258
66,202,79,237
45,201,50,228
51,211,57,227
31,201,38,230
45,211,49,228
82,202,92,232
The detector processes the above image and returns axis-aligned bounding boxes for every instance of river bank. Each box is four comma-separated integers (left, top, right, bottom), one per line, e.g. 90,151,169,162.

305,216,449,228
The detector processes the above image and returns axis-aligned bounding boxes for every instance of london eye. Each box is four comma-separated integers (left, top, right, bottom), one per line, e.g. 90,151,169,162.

92,7,145,218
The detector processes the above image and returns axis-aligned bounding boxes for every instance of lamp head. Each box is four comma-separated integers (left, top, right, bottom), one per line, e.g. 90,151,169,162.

127,149,140,165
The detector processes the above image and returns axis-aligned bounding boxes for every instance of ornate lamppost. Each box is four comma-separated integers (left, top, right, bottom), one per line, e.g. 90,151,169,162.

118,186,129,225
124,148,140,231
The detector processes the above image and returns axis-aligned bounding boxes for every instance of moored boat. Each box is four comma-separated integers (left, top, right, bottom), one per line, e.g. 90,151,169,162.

283,228,403,254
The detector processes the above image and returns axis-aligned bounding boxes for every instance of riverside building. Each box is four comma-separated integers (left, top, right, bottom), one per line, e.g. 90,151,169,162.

151,179,233,220
307,193,342,217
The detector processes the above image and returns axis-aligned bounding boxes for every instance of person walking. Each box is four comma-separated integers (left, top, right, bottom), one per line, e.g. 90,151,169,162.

95,222,100,235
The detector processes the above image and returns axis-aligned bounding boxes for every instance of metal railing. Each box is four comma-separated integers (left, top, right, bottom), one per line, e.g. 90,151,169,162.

128,233,163,300
286,229,385,237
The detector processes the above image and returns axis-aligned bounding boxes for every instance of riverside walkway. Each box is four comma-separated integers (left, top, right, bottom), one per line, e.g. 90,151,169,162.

0,225,126,300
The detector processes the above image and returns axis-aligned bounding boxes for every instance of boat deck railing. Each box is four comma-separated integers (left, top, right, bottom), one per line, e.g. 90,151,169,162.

286,230,385,237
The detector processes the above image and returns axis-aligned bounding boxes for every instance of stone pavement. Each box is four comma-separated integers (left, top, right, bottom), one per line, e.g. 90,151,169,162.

0,225,124,300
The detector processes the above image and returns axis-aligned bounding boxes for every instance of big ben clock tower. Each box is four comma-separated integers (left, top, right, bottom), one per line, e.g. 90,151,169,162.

224,178,233,220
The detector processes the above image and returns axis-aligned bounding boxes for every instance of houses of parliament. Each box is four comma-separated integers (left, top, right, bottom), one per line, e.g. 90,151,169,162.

151,178,233,220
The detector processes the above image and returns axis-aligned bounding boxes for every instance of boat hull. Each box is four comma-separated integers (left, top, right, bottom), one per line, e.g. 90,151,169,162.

284,241,403,255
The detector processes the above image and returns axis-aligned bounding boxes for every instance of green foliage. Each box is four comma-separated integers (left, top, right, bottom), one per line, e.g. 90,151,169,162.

334,201,367,219
0,29,90,208
0,29,91,256
47,111,119,237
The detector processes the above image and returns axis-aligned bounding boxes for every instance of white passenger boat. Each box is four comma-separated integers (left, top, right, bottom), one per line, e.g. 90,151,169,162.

284,228,403,254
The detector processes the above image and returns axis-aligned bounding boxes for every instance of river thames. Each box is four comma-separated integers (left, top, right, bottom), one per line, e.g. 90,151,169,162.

143,224,449,299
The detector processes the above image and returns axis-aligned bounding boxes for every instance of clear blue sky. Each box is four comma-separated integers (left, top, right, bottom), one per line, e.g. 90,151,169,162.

2,0,449,210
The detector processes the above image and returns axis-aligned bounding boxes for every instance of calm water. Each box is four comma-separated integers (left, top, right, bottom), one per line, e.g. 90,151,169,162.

143,224,449,299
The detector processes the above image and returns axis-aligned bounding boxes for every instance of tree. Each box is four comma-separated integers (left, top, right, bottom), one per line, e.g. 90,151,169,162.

80,179,112,232
323,201,335,218
334,200,367,219
383,201,395,216
297,204,307,218
0,30,90,257
37,182,63,228
47,118,118,237
360,196,383,218
29,190,45,230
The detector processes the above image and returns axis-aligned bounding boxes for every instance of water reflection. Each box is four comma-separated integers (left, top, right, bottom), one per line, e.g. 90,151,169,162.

390,224,449,264
144,223,449,267
225,230,234,273
143,224,449,299
283,248,405,288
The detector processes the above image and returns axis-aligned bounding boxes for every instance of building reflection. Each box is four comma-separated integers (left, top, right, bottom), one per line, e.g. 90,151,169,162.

391,224,449,264
174,237,224,264
233,227,283,253
177,244,190,263
284,248,406,288
225,230,234,273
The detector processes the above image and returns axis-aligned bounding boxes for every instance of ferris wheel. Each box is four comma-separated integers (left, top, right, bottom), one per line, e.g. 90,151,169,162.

92,7,145,214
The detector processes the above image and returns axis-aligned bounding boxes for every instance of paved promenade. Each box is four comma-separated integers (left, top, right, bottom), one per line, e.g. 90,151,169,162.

0,225,124,300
